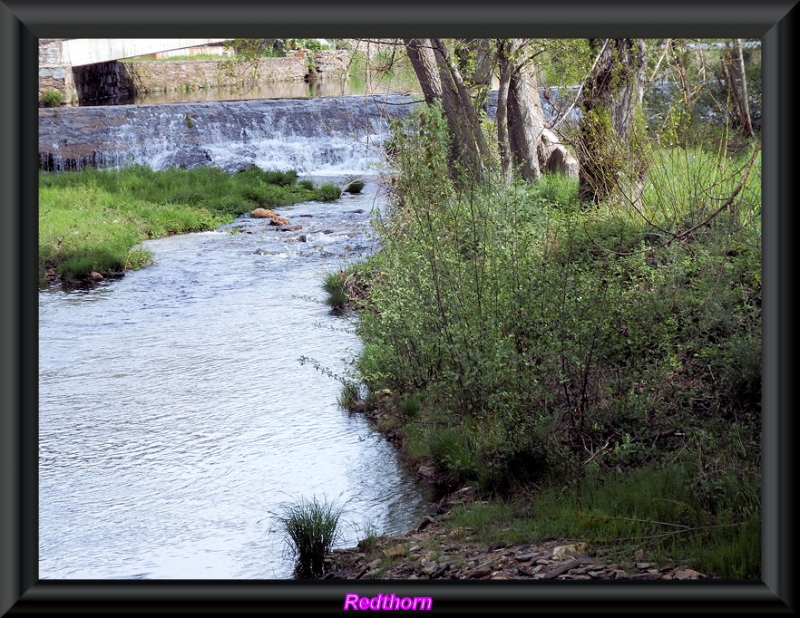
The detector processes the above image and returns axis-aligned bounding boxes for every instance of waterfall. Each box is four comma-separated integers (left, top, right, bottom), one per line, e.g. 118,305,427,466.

38,94,420,174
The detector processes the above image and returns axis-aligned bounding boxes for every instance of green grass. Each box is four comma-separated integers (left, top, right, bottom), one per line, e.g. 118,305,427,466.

39,165,337,284
322,271,348,310
446,463,760,579
273,496,347,579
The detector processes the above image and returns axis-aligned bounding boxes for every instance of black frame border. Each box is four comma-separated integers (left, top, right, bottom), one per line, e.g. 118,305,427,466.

1,1,796,615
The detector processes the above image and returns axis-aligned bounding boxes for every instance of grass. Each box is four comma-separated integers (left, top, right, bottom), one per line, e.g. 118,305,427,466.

444,463,760,579
273,496,347,579
40,89,65,108
322,271,349,311
39,165,339,284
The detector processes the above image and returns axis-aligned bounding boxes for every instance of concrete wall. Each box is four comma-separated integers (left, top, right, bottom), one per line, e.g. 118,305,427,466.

61,38,229,67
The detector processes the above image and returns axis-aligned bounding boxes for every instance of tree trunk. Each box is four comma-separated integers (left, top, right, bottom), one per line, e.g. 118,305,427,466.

507,45,545,182
496,40,514,183
404,38,577,185
456,38,494,111
722,39,755,138
403,38,489,182
578,38,647,204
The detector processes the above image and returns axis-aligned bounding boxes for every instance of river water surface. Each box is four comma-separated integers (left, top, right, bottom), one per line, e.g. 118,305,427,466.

39,103,434,580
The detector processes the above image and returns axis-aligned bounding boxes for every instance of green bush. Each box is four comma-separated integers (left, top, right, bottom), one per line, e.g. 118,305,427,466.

318,183,342,201
322,271,348,310
352,99,761,500
41,89,65,108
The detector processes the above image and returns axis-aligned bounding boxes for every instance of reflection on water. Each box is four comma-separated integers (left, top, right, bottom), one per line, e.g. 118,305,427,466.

85,75,418,107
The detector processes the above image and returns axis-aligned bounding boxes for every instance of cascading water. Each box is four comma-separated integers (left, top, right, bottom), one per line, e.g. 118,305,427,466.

38,94,419,173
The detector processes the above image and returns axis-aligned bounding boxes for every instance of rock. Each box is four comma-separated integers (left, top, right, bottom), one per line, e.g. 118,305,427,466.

90,271,104,281
670,568,706,580
417,465,436,479
383,544,406,558
251,207,275,218
343,179,365,194
540,558,580,580
551,543,587,560
538,127,579,177
465,565,493,579
269,216,290,226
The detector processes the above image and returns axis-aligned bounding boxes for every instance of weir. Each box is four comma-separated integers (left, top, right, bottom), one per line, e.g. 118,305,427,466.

38,94,421,173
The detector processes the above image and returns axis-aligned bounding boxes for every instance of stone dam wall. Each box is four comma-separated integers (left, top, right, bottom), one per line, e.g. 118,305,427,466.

39,50,351,106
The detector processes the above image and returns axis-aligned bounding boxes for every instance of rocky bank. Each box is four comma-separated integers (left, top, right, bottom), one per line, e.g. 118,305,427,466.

323,485,710,581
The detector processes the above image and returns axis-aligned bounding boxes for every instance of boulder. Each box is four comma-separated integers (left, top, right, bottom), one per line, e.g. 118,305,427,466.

538,128,579,177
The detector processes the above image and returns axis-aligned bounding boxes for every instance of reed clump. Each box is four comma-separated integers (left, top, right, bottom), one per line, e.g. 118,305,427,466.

274,496,347,579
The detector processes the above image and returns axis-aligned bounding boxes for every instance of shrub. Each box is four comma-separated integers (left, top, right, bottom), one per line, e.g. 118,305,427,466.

41,89,65,108
318,183,342,201
338,380,361,409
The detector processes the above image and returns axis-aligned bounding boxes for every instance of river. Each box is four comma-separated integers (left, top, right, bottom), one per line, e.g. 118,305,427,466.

38,93,435,579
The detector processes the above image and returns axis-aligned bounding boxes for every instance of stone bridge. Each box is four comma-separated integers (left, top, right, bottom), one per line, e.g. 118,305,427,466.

39,38,229,105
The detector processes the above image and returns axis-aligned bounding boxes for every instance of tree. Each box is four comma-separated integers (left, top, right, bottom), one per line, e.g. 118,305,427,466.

403,38,492,183
577,38,647,204
403,38,577,186
719,39,755,138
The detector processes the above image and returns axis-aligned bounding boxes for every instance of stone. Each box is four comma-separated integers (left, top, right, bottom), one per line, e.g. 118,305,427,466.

417,465,436,478
465,566,492,579
251,207,276,218
671,568,705,580
383,544,406,558
551,543,587,560
90,271,104,281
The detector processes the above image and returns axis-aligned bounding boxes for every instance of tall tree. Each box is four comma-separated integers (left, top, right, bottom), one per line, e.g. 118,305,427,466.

403,38,491,182
720,39,755,138
578,38,647,204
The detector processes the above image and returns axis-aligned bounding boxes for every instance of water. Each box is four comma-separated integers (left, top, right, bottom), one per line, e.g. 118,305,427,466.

39,94,420,173
93,75,412,107
38,97,435,579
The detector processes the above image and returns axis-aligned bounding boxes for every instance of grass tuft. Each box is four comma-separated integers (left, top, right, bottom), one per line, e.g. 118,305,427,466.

273,496,347,579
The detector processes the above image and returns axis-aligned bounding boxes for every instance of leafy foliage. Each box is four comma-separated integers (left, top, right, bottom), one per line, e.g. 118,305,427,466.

350,95,760,575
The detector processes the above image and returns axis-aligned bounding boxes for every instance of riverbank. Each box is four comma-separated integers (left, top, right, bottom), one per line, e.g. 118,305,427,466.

324,395,713,581
38,166,343,287
325,488,711,581
318,113,762,581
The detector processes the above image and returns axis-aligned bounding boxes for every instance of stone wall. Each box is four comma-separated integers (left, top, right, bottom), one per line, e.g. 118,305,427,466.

39,39,75,105
120,56,306,94
39,49,351,106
